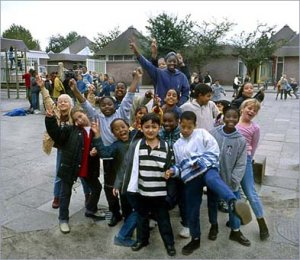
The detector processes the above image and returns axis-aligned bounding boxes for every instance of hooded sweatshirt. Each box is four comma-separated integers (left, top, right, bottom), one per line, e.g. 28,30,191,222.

137,55,190,106
209,125,247,191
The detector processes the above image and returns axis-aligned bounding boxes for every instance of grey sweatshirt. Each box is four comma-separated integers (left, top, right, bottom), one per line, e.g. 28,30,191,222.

210,125,247,191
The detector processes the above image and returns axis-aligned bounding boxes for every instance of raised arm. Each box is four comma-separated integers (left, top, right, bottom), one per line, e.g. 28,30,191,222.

69,78,86,103
128,67,143,93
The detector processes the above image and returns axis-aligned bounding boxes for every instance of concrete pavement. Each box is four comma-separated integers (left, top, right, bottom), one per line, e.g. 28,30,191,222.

0,87,299,259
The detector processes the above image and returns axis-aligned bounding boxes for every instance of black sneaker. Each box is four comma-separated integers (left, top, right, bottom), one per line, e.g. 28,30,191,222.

166,244,176,256
131,241,149,251
208,224,218,240
229,230,251,246
182,238,200,255
108,213,122,227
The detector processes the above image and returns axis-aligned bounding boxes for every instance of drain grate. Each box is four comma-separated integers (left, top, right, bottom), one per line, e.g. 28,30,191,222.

276,219,299,246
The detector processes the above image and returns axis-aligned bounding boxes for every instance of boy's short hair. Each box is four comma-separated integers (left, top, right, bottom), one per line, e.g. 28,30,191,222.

163,110,179,121
194,83,212,97
240,98,261,112
141,112,161,126
180,111,197,124
223,106,240,118
110,118,129,132
98,96,115,106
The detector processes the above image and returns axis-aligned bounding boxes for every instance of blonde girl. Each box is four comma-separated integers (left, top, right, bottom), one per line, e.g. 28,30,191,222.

236,98,269,241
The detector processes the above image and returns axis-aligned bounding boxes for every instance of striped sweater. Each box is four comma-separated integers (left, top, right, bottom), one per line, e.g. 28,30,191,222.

172,129,220,183
127,138,169,197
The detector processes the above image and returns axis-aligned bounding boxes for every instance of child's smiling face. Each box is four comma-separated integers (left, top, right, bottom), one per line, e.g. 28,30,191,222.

240,104,258,121
141,120,160,141
99,97,115,116
164,89,178,106
111,120,129,142
163,112,178,132
223,109,239,132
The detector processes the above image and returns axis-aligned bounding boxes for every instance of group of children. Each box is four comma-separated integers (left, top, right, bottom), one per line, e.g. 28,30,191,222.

42,63,270,256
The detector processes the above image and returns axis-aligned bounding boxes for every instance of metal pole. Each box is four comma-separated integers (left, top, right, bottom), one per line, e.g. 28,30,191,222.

15,48,19,99
5,50,10,98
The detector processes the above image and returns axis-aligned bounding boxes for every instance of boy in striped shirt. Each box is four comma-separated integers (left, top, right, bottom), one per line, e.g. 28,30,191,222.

127,113,176,256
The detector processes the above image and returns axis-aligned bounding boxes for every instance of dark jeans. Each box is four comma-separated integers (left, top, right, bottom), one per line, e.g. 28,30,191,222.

117,192,138,240
177,179,188,227
184,168,237,239
103,160,121,217
136,195,174,247
84,176,102,213
59,175,101,222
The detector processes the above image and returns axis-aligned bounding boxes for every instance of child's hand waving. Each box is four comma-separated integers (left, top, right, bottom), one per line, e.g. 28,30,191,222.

91,118,100,138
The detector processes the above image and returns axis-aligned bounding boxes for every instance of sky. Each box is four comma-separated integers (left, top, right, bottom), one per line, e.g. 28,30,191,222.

1,1,299,51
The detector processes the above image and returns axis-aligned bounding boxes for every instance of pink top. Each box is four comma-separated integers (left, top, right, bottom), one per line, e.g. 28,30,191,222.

236,122,260,157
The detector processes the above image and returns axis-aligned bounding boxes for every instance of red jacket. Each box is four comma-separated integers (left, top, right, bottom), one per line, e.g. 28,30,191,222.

22,73,31,89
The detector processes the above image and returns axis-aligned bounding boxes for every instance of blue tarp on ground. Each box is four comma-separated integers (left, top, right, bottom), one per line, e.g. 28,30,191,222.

3,108,27,116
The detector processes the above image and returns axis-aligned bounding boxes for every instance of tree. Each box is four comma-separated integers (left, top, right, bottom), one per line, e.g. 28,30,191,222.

145,14,234,71
91,26,121,55
2,24,40,50
230,24,281,79
145,12,195,56
185,19,235,71
46,31,81,53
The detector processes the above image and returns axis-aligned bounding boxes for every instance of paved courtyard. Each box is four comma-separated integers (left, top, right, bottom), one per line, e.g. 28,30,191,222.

0,87,299,259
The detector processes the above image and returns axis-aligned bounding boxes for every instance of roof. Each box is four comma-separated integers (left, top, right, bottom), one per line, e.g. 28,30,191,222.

274,32,299,57
27,50,50,59
61,36,93,54
274,46,299,57
271,25,296,43
96,26,147,56
0,37,29,51
48,53,91,62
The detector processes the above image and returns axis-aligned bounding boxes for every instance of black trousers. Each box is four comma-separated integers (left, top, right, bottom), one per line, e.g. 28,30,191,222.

59,175,101,221
103,160,121,216
135,194,174,247
84,175,102,213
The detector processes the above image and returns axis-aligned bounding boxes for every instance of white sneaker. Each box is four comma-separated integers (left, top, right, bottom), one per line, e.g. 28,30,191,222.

179,227,190,238
59,222,70,234
34,109,41,114
98,209,106,218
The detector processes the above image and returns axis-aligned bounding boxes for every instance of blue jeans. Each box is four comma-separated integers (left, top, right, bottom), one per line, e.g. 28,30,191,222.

54,149,62,197
229,191,241,230
117,193,138,240
240,155,264,218
54,150,91,198
185,168,237,239
31,90,40,110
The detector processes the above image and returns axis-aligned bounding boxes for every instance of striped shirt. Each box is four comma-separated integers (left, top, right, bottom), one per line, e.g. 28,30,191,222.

138,139,168,197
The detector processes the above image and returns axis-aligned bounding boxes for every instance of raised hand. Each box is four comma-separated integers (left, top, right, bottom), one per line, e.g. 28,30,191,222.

132,67,143,79
91,118,100,138
69,78,77,92
151,38,157,58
